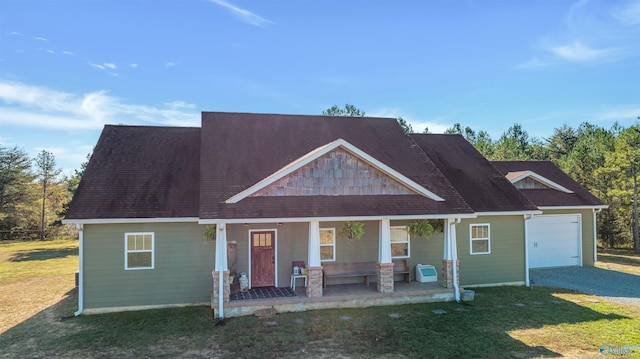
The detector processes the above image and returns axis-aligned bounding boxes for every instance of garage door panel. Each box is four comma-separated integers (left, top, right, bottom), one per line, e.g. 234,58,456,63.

528,215,580,269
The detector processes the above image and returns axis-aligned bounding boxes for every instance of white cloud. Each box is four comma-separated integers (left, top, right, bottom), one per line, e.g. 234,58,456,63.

0,81,200,130
611,0,640,25
33,36,48,42
591,105,640,122
129,63,139,68
9,31,24,36
209,0,273,27
550,41,621,62
62,51,75,55
90,62,118,70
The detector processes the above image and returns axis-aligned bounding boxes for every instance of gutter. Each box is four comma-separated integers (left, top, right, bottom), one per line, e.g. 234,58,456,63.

74,224,84,316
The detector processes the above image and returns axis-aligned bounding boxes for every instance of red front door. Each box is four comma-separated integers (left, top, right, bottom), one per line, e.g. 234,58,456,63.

251,231,275,287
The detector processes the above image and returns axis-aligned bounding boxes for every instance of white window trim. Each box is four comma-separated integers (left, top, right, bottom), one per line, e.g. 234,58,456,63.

319,227,336,262
470,224,490,255
125,232,155,270
390,225,410,259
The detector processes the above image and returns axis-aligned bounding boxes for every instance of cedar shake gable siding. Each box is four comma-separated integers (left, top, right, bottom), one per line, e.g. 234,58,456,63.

199,112,473,219
65,125,200,219
491,161,605,207
410,134,538,213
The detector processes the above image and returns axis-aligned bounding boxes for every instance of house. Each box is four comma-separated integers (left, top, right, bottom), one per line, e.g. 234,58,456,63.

63,112,606,317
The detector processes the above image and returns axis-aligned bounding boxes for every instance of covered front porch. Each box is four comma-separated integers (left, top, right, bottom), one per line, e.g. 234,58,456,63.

223,281,456,318
209,217,464,318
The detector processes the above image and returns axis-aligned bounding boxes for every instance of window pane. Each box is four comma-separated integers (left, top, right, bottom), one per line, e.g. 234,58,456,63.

391,243,408,257
128,252,151,268
320,229,334,245
390,227,408,242
472,239,488,253
127,236,136,250
472,225,489,239
320,246,334,261
143,235,152,250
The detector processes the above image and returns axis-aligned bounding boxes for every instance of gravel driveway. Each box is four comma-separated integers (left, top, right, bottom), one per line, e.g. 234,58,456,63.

530,267,640,306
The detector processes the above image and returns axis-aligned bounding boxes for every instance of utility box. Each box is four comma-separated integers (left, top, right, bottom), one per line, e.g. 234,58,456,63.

415,264,437,283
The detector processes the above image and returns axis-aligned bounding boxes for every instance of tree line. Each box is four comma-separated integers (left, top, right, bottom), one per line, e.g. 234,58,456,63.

0,147,85,240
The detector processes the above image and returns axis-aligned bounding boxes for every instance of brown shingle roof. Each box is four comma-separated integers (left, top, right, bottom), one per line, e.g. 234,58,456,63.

199,112,473,219
410,134,539,213
65,125,200,219
491,161,605,207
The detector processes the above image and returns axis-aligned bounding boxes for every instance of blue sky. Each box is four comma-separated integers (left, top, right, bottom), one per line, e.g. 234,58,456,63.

1,0,639,174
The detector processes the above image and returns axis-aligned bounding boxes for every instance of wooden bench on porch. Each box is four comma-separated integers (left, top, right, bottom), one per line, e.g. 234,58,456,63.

322,259,411,288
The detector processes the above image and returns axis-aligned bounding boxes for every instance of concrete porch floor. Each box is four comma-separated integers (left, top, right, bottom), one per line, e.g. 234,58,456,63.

220,280,456,318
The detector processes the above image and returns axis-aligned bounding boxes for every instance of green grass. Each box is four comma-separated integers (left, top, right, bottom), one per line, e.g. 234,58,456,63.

1,240,639,358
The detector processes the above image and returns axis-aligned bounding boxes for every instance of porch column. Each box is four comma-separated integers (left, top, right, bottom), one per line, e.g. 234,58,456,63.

442,219,459,291
213,223,229,316
377,219,394,293
306,221,323,298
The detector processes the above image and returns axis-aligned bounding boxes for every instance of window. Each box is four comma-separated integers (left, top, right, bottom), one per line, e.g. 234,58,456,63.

125,232,154,269
470,224,490,255
390,226,410,258
319,228,335,262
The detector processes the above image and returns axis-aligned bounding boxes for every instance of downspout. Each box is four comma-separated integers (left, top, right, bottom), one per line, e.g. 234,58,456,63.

450,218,461,302
593,208,602,264
218,267,224,320
524,214,532,287
74,224,84,316
214,223,228,320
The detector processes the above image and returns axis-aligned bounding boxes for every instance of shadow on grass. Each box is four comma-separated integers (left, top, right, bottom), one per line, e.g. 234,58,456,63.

9,247,78,262
598,252,640,267
0,286,633,358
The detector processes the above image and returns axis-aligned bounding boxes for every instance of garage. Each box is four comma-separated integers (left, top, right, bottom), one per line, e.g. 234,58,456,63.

528,214,581,268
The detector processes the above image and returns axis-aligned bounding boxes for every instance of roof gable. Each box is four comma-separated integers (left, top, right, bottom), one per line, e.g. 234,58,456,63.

199,112,473,219
491,161,605,208
507,170,573,193
227,139,443,202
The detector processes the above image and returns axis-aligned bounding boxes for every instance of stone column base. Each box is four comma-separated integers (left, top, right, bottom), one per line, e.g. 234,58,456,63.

377,262,395,293
441,259,460,289
306,266,323,298
212,270,230,305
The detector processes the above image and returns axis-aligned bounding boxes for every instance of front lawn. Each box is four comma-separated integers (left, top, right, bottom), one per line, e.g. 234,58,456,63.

1,240,639,358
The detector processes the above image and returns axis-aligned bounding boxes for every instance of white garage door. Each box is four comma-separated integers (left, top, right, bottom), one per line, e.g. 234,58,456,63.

528,214,581,268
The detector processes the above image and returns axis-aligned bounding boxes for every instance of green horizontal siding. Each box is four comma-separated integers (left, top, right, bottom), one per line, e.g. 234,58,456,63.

83,223,213,310
538,209,596,267
457,216,525,286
